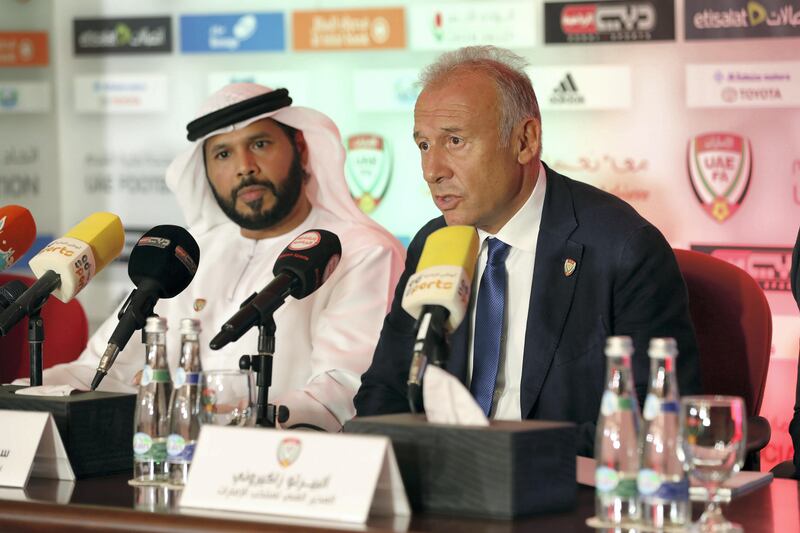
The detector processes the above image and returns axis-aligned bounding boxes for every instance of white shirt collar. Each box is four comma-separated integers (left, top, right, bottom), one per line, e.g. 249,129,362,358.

477,161,547,252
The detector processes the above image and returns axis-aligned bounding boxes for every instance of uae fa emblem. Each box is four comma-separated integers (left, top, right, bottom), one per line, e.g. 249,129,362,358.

345,133,392,214
277,437,302,468
688,132,752,223
564,258,577,277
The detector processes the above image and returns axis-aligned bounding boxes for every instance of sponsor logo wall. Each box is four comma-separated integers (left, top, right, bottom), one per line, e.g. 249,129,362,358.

409,2,537,49
687,62,800,108
0,31,48,66
6,0,798,471
527,65,632,110
74,74,168,113
180,13,285,53
686,0,800,40
544,0,676,43
73,17,172,55
0,81,50,113
292,8,405,50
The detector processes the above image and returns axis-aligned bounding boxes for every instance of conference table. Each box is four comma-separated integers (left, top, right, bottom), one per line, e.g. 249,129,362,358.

0,473,797,532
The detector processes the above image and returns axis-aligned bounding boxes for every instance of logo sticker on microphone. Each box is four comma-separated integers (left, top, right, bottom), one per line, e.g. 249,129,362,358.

288,231,321,251
0,216,17,270
175,245,198,274
322,254,341,284
138,236,170,249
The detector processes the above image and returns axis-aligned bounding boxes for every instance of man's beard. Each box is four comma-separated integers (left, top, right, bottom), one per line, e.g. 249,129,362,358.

209,154,306,231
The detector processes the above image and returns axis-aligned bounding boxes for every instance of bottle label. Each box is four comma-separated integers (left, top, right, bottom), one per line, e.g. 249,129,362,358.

133,432,152,455
150,369,170,382
601,390,634,414
167,434,196,463
174,368,186,387
185,372,200,385
638,471,689,501
654,478,689,501
600,391,617,416
637,468,661,495
643,393,659,421
133,434,167,462
596,466,619,491
140,365,153,387
661,400,679,414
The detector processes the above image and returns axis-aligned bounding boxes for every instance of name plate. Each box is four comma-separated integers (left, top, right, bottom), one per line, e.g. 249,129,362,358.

181,426,410,523
0,410,75,487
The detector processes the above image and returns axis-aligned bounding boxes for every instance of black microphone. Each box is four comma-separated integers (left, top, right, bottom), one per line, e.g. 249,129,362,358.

0,280,28,312
91,225,200,390
209,229,341,350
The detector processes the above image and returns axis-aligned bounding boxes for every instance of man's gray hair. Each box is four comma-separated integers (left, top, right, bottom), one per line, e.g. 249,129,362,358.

419,46,541,147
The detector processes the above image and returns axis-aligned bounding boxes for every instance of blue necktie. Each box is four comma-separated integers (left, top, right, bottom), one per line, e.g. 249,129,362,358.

471,238,510,416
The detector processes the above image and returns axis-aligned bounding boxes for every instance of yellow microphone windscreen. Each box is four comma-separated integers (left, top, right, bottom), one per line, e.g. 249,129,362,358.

416,225,479,281
64,212,125,273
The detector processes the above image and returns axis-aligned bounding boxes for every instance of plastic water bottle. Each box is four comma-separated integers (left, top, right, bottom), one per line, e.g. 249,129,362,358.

595,336,641,526
166,318,203,486
133,316,172,482
638,338,689,528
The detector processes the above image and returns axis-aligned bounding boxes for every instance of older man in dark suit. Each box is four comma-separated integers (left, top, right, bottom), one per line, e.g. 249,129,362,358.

354,46,701,456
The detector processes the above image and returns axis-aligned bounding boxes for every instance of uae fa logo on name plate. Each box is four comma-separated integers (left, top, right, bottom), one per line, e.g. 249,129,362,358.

277,437,302,468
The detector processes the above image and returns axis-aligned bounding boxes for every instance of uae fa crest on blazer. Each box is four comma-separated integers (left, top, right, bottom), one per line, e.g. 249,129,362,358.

277,437,302,468
345,133,392,214
688,133,752,223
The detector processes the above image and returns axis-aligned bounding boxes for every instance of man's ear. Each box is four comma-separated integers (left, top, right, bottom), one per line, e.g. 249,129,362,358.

516,118,541,166
295,131,309,168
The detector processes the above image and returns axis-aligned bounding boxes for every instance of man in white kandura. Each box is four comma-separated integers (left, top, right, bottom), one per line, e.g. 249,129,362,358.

41,83,405,432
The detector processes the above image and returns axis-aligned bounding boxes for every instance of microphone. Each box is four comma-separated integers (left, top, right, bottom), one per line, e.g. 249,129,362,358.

91,225,200,390
402,225,479,411
0,212,124,336
209,229,341,350
0,205,37,271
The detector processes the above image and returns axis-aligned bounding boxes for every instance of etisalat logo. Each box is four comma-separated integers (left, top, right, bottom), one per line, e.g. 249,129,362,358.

687,132,752,223
345,134,392,214
691,1,800,30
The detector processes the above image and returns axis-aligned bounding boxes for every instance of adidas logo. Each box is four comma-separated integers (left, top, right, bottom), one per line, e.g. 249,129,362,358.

550,73,585,105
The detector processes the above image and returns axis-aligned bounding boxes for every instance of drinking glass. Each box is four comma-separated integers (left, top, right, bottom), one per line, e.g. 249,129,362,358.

681,395,747,533
200,370,255,427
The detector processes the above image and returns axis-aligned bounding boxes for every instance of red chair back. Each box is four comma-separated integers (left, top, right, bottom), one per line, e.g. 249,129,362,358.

673,249,772,417
0,273,89,382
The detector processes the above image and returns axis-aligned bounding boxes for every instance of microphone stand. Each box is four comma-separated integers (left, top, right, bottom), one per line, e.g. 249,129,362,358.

239,315,289,428
28,308,44,387
408,306,449,413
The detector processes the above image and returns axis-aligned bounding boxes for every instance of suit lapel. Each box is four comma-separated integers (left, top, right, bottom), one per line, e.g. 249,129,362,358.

520,165,583,418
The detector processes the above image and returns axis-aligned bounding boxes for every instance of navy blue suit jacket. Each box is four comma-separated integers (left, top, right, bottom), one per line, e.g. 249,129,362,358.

354,165,702,456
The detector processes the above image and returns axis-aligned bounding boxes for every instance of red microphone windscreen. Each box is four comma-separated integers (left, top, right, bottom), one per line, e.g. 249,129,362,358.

0,205,37,271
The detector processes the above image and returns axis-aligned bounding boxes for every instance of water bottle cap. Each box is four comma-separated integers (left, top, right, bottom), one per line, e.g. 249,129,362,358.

180,318,202,335
144,316,167,333
604,335,633,357
648,337,678,359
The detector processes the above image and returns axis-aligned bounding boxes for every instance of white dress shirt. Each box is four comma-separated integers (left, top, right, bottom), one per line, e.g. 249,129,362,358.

467,163,547,419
